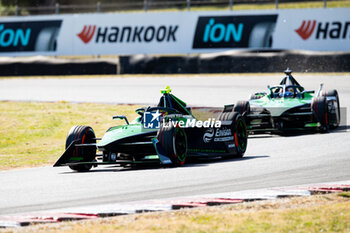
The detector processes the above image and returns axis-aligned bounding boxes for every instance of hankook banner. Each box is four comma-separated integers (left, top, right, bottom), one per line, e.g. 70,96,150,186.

0,8,349,56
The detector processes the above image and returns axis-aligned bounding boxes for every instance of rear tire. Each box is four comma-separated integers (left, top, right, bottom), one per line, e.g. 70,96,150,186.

311,96,329,133
234,100,250,116
66,125,96,172
157,123,187,166
218,112,247,158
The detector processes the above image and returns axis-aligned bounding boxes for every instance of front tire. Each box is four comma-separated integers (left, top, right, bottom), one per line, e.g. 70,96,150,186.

311,96,329,132
231,112,248,158
157,123,187,166
66,125,96,172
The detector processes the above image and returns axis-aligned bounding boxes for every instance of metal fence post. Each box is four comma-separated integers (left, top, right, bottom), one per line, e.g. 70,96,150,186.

55,3,59,14
97,1,101,13
15,5,19,16
187,0,190,11
229,0,233,11
144,0,148,12
324,0,327,8
275,0,279,9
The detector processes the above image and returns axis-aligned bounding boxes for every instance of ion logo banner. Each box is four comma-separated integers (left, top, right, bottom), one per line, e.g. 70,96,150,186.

0,20,62,52
193,15,277,49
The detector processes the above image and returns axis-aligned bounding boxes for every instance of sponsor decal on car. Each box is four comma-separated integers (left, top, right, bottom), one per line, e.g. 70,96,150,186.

143,110,162,129
213,128,234,142
203,127,234,143
203,128,214,143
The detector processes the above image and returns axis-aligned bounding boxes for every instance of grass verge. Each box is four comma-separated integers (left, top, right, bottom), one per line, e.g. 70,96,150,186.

2,192,349,233
0,101,139,170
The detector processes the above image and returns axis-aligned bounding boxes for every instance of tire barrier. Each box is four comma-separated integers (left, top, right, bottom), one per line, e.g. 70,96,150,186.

121,50,350,74
1,50,349,76
0,56,118,76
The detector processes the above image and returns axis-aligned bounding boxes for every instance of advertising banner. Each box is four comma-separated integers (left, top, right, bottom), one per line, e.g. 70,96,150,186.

273,8,350,51
0,15,64,56
68,12,195,55
0,8,349,56
192,15,278,49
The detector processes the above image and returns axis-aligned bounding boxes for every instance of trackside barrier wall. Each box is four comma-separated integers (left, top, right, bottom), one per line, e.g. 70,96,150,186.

0,57,118,76
120,51,350,74
1,50,349,76
0,8,350,57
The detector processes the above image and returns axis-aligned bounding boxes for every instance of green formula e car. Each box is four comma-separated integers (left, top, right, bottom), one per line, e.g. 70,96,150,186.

54,86,247,172
233,69,340,134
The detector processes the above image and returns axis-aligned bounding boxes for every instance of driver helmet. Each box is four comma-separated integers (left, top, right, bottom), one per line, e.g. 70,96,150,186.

283,91,294,98
287,87,295,93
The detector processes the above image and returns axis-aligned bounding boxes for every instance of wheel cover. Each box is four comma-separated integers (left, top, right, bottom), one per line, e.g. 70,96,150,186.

235,119,247,153
174,128,187,162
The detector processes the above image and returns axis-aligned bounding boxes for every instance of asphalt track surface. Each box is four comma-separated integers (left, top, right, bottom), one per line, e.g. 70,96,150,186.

0,74,349,215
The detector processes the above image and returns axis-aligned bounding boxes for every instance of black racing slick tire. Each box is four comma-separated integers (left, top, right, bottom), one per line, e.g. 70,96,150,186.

157,123,187,166
66,125,96,172
311,96,329,133
322,89,340,129
218,112,248,158
234,100,250,116
231,112,248,158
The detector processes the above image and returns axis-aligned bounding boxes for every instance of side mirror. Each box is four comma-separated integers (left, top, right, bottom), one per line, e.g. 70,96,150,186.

316,83,324,97
113,115,129,125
